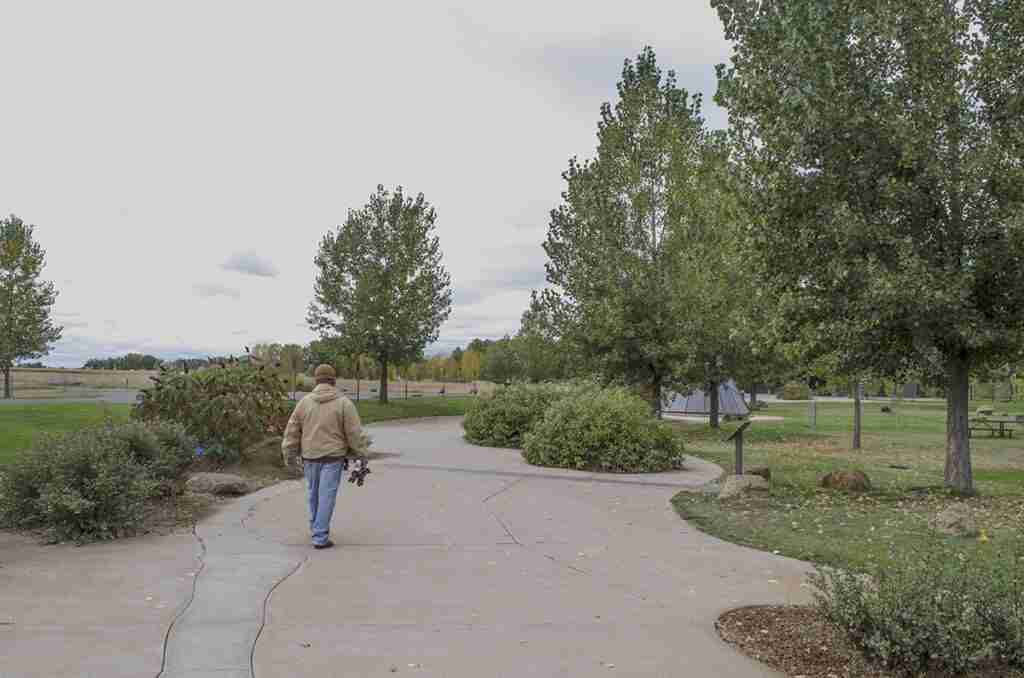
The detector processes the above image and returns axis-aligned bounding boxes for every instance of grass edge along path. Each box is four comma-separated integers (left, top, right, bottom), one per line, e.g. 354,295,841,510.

669,399,1024,572
0,396,472,468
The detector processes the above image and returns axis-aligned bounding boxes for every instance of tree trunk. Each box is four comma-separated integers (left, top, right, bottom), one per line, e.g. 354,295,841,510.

652,373,663,419
2,366,11,400
709,380,720,429
945,353,974,494
749,383,758,408
379,357,389,404
853,380,862,449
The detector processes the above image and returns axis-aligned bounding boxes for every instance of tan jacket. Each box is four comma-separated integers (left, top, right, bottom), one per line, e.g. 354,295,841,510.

281,384,368,464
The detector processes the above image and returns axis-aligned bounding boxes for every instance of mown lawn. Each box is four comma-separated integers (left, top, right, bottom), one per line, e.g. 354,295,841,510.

0,397,471,468
352,395,471,423
671,398,1024,571
0,403,132,466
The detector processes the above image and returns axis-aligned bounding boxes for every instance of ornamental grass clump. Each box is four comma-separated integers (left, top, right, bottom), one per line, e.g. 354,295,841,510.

810,539,1024,675
522,386,684,473
463,382,578,448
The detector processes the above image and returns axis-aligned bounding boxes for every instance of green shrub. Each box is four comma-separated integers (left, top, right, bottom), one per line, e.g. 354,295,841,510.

134,363,290,458
194,441,241,466
810,540,1024,675
779,381,811,400
110,420,196,492
0,427,157,542
522,387,684,473
463,382,574,448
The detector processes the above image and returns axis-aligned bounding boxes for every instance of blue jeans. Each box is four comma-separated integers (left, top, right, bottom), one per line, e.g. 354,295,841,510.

303,459,344,546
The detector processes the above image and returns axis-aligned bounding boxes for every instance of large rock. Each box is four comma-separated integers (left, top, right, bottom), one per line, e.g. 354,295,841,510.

186,472,250,496
930,503,979,537
820,470,872,492
718,474,770,500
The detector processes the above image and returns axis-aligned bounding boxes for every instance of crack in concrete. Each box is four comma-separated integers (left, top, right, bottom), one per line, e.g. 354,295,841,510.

250,554,309,678
375,462,701,488
154,525,206,678
482,477,524,503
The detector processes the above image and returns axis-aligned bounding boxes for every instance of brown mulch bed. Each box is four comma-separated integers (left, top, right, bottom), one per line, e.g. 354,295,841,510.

715,605,1023,678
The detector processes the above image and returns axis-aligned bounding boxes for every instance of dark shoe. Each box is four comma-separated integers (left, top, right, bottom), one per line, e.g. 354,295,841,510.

313,540,334,550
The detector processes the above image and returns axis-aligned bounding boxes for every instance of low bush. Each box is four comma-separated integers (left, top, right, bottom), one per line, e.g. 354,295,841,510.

133,362,290,460
810,540,1024,675
0,426,157,542
463,382,575,448
110,420,197,493
779,381,811,400
522,387,684,473
0,420,201,542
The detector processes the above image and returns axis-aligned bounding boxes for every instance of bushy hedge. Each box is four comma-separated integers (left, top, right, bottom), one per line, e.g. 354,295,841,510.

0,421,197,542
134,363,290,458
779,381,811,400
811,541,1024,675
109,420,197,494
463,383,574,448
522,387,685,473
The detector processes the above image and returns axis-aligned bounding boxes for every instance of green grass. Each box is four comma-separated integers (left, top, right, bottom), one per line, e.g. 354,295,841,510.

672,398,1024,571
0,396,472,469
0,403,132,466
353,396,471,423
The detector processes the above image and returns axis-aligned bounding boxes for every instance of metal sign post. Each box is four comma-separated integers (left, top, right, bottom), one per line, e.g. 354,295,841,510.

725,421,752,476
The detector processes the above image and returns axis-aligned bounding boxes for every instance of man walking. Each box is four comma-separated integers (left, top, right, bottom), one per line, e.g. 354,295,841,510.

282,364,368,549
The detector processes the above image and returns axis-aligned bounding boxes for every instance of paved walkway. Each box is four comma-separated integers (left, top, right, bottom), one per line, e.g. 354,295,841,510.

0,388,141,405
1,417,810,677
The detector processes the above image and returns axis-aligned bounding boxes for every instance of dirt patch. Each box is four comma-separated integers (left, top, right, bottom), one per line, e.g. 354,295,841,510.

716,605,1023,678
139,492,216,535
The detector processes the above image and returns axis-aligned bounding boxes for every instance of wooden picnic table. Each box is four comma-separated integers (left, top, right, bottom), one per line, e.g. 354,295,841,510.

968,416,1022,438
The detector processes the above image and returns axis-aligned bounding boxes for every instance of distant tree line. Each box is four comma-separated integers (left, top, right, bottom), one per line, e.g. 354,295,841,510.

83,353,163,370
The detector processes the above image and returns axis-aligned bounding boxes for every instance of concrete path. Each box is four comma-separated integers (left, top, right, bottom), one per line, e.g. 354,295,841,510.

0,388,141,405
247,418,810,677
0,530,200,677
1,417,811,677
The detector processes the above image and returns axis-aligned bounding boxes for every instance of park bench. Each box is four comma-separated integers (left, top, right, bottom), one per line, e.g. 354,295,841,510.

968,416,1022,439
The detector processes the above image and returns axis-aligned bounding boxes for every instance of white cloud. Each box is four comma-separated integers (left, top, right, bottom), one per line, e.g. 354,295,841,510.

0,0,732,366
222,251,280,278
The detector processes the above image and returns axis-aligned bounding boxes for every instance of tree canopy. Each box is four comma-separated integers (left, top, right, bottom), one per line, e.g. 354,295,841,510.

308,185,452,403
713,0,1024,492
539,47,715,413
83,354,162,370
1,215,62,399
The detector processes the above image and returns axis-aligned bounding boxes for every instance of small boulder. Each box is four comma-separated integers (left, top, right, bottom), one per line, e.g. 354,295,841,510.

820,470,872,492
718,474,770,500
930,503,979,537
186,472,250,496
748,466,772,482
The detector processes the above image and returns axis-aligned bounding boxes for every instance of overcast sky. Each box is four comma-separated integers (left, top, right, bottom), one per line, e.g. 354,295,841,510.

1,1,731,367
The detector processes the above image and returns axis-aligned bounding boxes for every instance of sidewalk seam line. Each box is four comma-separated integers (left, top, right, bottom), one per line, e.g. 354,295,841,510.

154,524,207,678
250,553,309,678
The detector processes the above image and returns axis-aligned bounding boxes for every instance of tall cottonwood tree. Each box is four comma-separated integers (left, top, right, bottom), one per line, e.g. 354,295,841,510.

308,185,452,404
663,135,764,428
714,0,1024,492
541,47,712,414
0,215,63,399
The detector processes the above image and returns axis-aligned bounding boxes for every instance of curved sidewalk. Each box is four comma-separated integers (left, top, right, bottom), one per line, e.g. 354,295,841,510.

247,418,809,677
1,417,810,677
